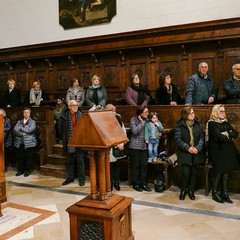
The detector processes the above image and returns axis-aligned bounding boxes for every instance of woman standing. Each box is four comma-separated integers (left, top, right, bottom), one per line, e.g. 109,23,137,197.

125,72,151,108
66,78,85,107
207,104,239,203
14,108,37,177
175,106,205,200
155,72,182,105
129,106,151,192
86,75,108,107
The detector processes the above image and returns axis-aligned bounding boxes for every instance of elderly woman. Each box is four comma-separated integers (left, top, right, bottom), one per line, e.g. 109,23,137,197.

207,104,239,203
155,71,182,105
66,78,85,107
24,81,49,106
86,75,108,107
175,106,205,200
14,108,37,177
125,72,151,107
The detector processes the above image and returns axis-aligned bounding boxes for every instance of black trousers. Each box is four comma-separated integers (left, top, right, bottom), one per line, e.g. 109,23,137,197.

67,148,85,180
130,149,148,186
110,160,121,182
180,164,197,191
16,145,34,172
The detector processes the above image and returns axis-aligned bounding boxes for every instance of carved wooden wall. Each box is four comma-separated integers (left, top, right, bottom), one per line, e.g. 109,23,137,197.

0,18,240,103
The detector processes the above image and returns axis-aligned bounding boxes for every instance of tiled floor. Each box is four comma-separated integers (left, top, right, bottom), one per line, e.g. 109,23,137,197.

2,170,240,240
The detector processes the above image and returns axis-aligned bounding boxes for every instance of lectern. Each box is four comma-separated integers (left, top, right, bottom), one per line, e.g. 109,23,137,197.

67,111,134,240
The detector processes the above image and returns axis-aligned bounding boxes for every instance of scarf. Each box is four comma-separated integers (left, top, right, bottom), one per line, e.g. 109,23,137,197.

29,88,42,104
131,84,148,105
166,84,173,102
67,110,81,153
205,117,227,142
186,120,194,146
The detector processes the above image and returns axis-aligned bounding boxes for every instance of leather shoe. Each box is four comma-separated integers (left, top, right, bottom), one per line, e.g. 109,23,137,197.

179,189,187,200
16,171,24,176
24,170,32,177
114,180,121,191
79,179,85,186
188,190,195,200
141,185,152,192
133,185,143,192
62,178,74,186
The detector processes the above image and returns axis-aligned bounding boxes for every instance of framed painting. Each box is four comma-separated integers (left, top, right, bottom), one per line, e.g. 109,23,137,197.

59,0,116,29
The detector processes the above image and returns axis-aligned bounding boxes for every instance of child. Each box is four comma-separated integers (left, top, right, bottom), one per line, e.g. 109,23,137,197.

145,112,164,162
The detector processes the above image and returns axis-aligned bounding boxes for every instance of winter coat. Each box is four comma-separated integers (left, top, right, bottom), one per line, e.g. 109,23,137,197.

57,109,81,153
155,83,182,105
129,115,147,150
66,86,85,107
2,88,21,106
175,118,205,165
208,121,239,173
125,87,150,108
185,73,216,104
224,76,240,104
145,120,164,141
4,117,12,148
85,85,107,107
13,117,37,149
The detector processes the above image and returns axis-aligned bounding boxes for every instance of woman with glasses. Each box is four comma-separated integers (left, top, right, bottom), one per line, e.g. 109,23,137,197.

206,104,239,203
175,106,205,200
155,71,182,105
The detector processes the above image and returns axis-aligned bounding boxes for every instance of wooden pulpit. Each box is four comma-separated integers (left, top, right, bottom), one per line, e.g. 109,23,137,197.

66,111,134,240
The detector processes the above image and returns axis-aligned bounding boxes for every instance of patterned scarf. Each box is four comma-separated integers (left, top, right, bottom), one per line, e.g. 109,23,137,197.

29,88,42,104
67,110,81,153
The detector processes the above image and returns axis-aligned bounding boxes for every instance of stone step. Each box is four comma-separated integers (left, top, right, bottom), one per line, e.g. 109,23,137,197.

47,153,67,165
40,164,67,178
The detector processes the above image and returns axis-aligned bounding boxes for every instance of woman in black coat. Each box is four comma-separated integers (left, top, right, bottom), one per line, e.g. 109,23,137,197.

155,71,182,105
207,104,239,203
175,106,205,200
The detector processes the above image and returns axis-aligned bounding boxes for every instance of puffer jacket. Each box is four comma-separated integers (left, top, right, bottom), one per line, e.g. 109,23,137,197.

66,86,85,107
129,115,147,150
14,117,37,149
175,117,205,166
4,117,12,148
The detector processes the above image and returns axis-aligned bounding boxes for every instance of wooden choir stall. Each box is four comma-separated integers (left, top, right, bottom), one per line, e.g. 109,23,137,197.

67,110,134,240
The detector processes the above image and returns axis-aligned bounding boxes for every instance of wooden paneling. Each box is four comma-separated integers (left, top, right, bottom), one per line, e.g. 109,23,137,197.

1,18,240,102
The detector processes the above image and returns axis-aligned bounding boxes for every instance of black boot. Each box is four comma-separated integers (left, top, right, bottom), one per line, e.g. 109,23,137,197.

114,180,121,191
220,174,233,204
211,174,224,203
179,189,188,200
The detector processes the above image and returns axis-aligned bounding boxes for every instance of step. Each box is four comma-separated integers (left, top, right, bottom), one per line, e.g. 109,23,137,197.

40,164,67,178
47,153,67,165
53,144,64,155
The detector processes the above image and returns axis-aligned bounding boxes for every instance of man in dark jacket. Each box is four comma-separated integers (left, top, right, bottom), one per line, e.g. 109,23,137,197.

185,62,216,105
224,63,240,103
58,100,85,186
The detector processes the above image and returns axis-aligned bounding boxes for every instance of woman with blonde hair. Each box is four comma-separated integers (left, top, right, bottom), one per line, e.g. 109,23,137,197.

24,81,49,106
86,75,108,107
207,104,239,203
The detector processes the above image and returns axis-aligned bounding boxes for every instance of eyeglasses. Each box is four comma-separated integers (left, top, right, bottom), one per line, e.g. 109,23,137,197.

70,105,78,107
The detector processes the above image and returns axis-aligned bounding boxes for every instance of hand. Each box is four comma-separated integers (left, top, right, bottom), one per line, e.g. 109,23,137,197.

208,96,214,104
192,147,198,154
188,146,195,154
170,101,177,106
145,140,149,144
138,115,143,121
154,121,159,127
117,143,124,150
156,132,162,137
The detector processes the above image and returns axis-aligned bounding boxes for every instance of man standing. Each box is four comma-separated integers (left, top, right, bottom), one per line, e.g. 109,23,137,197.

185,62,216,105
58,100,85,186
224,63,240,103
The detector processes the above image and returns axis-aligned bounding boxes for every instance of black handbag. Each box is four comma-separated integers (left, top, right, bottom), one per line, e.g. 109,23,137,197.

112,147,126,159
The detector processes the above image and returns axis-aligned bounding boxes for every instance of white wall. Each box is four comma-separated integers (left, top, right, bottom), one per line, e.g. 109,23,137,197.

0,0,239,49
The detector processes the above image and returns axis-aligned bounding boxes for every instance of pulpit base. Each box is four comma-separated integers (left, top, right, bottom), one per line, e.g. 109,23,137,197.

67,194,134,240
